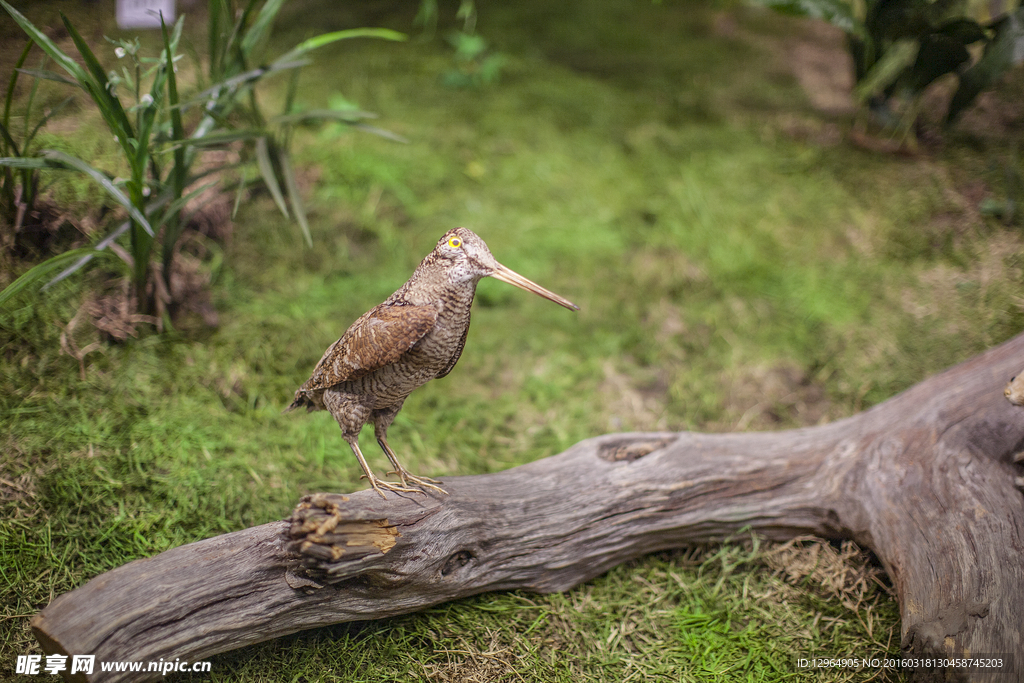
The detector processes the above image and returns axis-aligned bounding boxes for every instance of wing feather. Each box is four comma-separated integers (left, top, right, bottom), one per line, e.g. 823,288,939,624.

300,304,438,391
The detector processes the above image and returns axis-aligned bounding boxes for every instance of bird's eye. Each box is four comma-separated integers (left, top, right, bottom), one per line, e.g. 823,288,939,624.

448,236,463,249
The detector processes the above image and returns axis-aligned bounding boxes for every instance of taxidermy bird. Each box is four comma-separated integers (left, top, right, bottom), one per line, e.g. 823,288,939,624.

286,227,579,498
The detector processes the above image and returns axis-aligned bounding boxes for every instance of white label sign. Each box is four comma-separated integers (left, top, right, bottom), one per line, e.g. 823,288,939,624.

116,0,175,29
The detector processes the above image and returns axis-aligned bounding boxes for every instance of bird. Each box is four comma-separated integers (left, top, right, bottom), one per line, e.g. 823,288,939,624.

286,227,579,498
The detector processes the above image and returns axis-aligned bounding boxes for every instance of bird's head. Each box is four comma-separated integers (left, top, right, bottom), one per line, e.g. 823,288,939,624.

434,227,579,311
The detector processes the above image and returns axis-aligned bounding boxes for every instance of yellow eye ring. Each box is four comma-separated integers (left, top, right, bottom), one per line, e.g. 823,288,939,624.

448,236,463,248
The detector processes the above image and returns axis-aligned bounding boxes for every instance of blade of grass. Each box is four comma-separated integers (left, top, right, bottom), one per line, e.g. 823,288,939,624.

271,109,379,125
190,61,310,103
3,41,33,137
0,125,20,157
160,13,190,283
255,136,289,219
350,122,409,143
208,0,226,81
14,68,80,88
41,221,131,291
0,155,51,169
274,28,407,66
0,1,89,84
278,149,311,247
240,0,286,60
57,12,135,154
853,39,919,103
232,167,247,219
0,247,111,307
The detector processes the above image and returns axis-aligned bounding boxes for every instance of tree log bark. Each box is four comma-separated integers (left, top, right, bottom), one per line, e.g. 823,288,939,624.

31,333,1024,683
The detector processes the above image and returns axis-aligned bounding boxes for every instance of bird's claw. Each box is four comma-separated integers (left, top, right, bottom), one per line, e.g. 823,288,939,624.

388,470,449,495
360,474,421,498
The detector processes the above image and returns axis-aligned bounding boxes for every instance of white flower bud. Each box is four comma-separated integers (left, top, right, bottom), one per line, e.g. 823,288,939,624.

115,47,126,59
140,93,154,107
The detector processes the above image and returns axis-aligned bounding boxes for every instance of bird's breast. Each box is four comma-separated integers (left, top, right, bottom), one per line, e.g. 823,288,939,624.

337,297,473,409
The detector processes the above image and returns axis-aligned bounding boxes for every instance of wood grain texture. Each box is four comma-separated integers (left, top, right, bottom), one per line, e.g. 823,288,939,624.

32,333,1024,683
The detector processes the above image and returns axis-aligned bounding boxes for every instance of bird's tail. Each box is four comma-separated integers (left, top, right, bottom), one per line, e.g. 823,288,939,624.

283,391,316,414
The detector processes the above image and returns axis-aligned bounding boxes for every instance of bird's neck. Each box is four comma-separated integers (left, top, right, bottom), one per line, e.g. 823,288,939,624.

392,263,479,310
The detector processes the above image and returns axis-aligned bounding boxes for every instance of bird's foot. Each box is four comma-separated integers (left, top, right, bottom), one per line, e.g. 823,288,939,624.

389,470,449,496
361,474,421,499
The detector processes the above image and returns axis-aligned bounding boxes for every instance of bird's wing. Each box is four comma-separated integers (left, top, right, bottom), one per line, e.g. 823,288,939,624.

301,304,438,390
436,316,469,379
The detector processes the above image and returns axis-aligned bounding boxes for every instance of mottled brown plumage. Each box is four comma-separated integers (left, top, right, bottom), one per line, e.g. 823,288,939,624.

287,227,579,498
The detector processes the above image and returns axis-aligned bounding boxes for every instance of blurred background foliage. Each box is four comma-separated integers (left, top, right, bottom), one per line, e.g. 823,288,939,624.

758,0,1024,145
1,0,1023,680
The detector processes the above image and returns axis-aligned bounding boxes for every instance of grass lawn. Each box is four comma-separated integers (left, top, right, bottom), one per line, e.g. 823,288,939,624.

2,0,1022,680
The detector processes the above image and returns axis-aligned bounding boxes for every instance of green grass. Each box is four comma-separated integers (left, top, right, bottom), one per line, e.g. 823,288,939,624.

2,0,1023,680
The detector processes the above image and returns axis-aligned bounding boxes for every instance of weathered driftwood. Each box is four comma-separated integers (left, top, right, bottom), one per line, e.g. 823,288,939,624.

32,333,1024,683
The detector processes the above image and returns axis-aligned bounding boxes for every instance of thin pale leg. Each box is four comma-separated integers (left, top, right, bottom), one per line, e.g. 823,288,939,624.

376,435,448,495
344,434,418,499
373,406,448,495
323,389,418,498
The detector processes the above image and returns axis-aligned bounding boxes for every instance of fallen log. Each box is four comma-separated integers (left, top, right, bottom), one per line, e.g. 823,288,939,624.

31,332,1024,683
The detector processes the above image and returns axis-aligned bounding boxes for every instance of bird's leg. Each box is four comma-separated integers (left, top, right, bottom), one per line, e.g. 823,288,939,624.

370,406,447,495
376,434,448,495
344,435,418,499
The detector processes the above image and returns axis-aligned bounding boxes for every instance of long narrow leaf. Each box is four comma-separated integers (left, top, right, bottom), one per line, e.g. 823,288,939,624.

0,127,21,158
162,16,188,229
168,128,265,149
0,1,89,84
169,12,185,53
40,150,154,236
191,60,310,102
59,12,135,148
279,149,311,247
233,167,248,219
241,0,287,60
274,28,407,66
271,109,379,125
161,14,189,274
4,41,33,134
0,247,106,307
209,0,226,80
162,16,186,159
221,0,261,79
853,39,919,103
350,122,409,143
41,220,131,291
0,156,50,169
16,68,81,88
255,136,289,219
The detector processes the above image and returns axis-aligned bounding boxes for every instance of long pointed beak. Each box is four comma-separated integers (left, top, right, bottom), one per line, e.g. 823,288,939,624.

489,262,580,311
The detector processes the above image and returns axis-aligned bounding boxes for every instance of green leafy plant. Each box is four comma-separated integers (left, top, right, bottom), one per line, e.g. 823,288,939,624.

418,0,507,87
203,0,406,245
0,43,73,244
0,4,185,317
758,0,1024,140
0,0,405,324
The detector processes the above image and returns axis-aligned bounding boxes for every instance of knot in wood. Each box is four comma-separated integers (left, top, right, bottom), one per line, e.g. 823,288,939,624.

598,437,675,462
